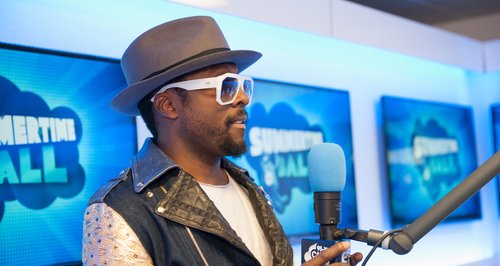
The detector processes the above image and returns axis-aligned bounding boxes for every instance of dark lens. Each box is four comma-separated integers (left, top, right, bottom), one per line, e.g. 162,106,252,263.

243,79,253,96
220,77,239,103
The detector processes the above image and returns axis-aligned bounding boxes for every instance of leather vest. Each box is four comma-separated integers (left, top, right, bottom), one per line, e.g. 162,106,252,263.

88,139,293,265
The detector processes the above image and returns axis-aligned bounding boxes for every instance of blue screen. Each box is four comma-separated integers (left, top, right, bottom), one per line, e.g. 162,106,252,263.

492,104,500,211
229,79,358,236
0,44,136,265
381,96,481,226
493,106,500,152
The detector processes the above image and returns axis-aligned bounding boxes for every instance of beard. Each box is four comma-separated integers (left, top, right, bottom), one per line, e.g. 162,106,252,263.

180,105,247,157
220,114,247,157
218,130,247,157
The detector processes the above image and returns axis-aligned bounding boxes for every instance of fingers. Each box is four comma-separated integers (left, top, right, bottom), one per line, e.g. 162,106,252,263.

349,252,364,266
302,241,351,266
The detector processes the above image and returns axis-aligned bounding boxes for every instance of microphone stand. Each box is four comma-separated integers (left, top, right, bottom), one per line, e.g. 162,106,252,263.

334,151,500,259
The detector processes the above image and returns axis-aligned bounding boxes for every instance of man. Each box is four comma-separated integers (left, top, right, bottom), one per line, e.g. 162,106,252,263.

82,16,362,266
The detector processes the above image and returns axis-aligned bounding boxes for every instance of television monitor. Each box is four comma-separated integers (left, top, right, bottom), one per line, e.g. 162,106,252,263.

381,96,480,226
492,104,500,210
0,43,136,265
229,79,358,236
493,105,500,151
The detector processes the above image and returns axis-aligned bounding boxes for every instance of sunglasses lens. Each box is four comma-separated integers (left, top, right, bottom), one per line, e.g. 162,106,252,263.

219,75,254,104
220,77,239,104
243,79,253,96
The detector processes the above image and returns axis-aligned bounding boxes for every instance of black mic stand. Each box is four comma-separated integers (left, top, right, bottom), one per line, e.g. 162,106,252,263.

333,151,500,264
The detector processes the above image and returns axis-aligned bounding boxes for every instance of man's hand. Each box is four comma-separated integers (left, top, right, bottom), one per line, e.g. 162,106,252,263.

301,241,363,266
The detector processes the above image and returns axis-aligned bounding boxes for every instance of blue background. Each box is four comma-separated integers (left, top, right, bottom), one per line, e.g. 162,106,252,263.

493,105,500,152
492,104,500,210
230,79,358,236
382,96,481,226
0,44,136,265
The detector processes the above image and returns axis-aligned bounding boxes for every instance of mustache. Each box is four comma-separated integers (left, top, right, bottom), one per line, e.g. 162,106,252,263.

225,108,248,126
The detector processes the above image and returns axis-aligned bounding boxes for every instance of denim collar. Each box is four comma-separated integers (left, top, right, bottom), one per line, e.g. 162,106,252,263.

131,138,179,193
131,138,250,193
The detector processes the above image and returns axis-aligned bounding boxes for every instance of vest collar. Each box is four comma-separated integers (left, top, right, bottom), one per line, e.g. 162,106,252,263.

132,138,179,193
131,138,251,193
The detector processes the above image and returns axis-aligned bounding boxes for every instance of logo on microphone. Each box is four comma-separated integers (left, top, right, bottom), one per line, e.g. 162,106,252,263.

304,243,327,261
0,76,85,222
245,103,324,213
301,239,349,264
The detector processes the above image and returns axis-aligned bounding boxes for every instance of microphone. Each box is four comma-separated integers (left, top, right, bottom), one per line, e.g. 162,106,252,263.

334,151,500,258
308,142,346,239
301,143,350,264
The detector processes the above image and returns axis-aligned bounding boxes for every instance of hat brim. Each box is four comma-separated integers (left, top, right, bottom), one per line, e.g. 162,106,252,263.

110,50,262,116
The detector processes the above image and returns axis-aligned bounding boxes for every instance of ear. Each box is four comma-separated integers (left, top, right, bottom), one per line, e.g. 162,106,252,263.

153,92,178,119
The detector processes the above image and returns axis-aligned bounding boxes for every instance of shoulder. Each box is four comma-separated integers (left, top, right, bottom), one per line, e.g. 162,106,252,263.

87,168,131,205
82,202,153,265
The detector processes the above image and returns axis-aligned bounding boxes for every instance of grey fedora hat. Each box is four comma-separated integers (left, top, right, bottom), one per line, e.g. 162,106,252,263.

111,16,262,116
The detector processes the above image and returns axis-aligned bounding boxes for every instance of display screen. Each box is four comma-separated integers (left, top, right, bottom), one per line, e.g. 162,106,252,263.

492,104,500,211
230,79,358,236
493,105,500,151
381,96,480,226
0,43,136,265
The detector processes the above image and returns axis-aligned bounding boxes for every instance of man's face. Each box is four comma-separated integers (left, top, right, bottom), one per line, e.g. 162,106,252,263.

177,63,249,157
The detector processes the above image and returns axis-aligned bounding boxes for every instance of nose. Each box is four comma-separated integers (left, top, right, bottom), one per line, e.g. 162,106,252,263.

231,86,250,107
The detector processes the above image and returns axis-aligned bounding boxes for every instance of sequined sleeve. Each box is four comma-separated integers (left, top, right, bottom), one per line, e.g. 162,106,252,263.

82,203,154,266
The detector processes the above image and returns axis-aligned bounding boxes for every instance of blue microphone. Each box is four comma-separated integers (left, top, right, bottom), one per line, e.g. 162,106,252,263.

308,142,346,239
301,143,350,264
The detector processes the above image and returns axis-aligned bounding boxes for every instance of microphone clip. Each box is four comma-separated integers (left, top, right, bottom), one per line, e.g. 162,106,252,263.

333,227,414,255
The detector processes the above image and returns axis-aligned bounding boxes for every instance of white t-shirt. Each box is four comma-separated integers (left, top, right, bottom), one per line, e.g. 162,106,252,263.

199,173,273,266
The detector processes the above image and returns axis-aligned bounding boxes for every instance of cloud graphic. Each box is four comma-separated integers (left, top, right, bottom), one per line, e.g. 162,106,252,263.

414,118,451,138
244,102,324,213
0,76,85,220
304,243,319,261
412,119,459,200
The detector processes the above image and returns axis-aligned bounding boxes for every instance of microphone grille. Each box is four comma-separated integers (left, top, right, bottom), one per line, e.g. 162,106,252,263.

308,143,346,192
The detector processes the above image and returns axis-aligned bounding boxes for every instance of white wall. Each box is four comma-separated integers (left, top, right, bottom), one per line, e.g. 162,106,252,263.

170,0,487,72
484,39,500,72
1,0,499,265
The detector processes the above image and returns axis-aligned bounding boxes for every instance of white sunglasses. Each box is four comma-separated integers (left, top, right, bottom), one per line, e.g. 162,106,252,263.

151,73,254,105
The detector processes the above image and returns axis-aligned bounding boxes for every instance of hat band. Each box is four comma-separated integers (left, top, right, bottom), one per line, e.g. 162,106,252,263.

141,47,230,81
